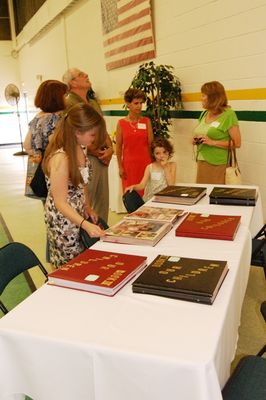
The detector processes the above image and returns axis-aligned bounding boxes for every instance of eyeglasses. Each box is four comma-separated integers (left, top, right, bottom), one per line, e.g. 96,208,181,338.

71,72,87,80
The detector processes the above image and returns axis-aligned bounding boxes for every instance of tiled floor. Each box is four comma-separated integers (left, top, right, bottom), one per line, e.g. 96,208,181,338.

0,146,51,287
0,145,265,369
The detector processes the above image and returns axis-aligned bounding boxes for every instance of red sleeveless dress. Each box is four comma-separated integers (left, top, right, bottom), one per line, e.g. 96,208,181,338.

119,116,152,196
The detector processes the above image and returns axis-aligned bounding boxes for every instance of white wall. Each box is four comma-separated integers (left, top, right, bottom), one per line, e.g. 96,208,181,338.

0,42,20,108
1,0,266,217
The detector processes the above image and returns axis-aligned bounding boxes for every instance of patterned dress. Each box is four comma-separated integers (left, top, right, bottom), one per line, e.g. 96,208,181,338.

44,148,92,268
29,112,62,151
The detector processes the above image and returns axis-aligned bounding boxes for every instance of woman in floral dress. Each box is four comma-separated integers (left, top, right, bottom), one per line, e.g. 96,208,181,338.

23,80,67,154
42,103,106,268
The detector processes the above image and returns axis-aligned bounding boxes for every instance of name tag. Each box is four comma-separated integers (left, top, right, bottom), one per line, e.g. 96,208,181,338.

211,121,220,128
151,171,162,181
137,123,146,129
168,256,181,262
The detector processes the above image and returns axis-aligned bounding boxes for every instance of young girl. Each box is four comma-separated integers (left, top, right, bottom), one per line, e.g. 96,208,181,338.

125,137,176,202
42,103,106,268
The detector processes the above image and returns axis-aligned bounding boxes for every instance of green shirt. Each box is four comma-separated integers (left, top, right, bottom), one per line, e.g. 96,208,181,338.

65,91,103,115
194,108,239,165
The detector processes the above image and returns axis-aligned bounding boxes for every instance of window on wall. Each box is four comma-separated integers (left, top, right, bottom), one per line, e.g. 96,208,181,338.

13,0,46,35
0,0,11,40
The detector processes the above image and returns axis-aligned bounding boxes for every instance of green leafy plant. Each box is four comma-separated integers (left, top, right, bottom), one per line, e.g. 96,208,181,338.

129,61,182,138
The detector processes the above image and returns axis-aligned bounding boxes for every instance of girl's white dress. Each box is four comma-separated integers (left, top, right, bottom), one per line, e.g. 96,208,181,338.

143,164,168,202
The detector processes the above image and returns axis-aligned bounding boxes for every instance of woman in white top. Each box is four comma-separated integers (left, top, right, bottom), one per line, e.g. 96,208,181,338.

125,137,176,202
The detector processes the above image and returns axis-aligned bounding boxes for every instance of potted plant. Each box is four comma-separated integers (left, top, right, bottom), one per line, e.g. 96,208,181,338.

129,61,182,138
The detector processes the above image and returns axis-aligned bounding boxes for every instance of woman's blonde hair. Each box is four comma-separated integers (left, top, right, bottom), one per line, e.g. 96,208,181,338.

201,81,228,114
43,103,106,187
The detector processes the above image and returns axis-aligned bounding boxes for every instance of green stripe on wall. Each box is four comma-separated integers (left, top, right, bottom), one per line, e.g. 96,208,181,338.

1,110,266,122
102,110,266,122
234,111,266,122
170,110,266,121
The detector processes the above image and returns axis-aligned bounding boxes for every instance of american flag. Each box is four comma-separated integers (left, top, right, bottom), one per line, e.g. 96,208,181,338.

101,0,155,71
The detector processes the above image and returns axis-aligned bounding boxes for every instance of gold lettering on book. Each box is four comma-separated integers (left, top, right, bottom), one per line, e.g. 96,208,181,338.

150,256,223,284
186,213,238,231
152,255,169,268
165,268,176,272
61,254,120,270
101,270,126,286
199,217,236,231
100,262,125,271
164,262,221,283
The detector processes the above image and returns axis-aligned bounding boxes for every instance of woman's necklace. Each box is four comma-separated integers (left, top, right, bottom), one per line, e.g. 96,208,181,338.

127,115,140,132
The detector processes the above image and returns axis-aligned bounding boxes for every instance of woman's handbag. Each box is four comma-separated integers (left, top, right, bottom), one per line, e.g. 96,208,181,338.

25,151,47,199
225,140,242,185
80,216,109,248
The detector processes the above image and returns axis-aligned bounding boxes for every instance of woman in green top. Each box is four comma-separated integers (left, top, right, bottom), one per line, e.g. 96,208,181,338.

193,81,241,184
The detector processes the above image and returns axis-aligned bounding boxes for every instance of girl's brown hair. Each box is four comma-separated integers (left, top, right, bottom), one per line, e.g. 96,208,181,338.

34,80,67,112
43,103,106,187
201,81,228,114
150,137,174,161
124,88,145,103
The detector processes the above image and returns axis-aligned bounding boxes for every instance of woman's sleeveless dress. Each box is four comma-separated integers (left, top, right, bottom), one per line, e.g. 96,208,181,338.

44,148,92,268
119,116,152,196
143,164,168,202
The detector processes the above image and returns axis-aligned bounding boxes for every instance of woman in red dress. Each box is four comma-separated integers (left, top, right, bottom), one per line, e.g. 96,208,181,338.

116,89,154,196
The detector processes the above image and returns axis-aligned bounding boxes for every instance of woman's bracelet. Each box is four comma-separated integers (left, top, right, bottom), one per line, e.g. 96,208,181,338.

79,218,86,229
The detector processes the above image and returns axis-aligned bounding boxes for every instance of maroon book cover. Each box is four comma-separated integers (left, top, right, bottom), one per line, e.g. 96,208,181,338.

175,212,241,241
48,249,147,296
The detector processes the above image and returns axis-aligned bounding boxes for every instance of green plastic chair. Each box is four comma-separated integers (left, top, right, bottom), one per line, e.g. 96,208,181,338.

222,301,266,399
0,242,48,314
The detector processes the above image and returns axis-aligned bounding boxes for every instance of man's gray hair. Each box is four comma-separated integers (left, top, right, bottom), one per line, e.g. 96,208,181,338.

62,68,79,89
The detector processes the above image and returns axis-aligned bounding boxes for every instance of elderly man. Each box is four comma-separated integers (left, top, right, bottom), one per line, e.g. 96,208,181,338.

62,68,113,223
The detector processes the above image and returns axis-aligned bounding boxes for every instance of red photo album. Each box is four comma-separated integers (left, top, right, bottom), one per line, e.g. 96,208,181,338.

48,248,147,296
175,212,241,241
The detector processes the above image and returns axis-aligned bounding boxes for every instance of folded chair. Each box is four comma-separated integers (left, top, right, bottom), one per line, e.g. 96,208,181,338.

80,216,109,249
222,301,266,399
122,190,144,213
261,300,266,321
0,242,48,314
257,300,266,357
251,224,266,278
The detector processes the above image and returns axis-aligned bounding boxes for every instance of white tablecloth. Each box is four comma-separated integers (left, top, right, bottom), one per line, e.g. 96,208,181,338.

0,185,263,400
